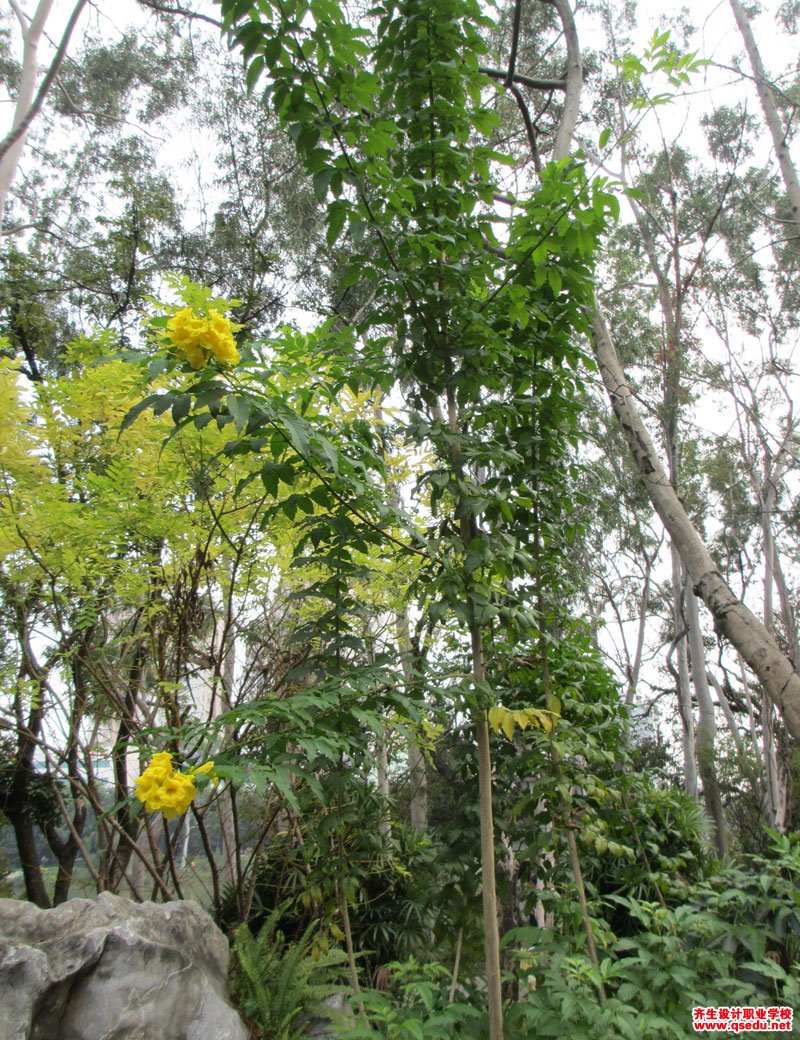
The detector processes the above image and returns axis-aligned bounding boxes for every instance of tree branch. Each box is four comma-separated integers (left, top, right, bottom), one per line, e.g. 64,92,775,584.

480,65,566,92
506,0,523,87
135,0,223,28
0,0,90,164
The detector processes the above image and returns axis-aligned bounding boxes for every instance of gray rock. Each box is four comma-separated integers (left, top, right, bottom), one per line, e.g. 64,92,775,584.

303,993,353,1039
0,892,249,1040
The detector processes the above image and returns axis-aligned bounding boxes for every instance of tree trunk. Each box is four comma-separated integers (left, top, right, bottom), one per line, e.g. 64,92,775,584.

217,626,238,888
760,491,790,830
441,382,503,1040
396,611,428,829
551,0,582,161
671,546,698,797
706,670,745,755
0,0,88,231
686,583,728,858
8,807,50,907
591,305,800,741
729,0,800,250
45,820,81,904
376,736,391,839
0,0,55,228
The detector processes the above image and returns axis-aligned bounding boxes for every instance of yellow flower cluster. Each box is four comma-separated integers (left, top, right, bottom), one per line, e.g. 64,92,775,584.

134,751,216,819
166,307,241,369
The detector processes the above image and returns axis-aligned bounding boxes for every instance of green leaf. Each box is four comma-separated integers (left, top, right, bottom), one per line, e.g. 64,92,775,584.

283,416,311,456
120,392,164,433
327,202,347,246
313,168,334,202
229,395,251,433
245,55,266,92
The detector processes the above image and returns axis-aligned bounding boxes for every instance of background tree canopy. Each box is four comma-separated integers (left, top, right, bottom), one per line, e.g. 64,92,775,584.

1,0,800,1037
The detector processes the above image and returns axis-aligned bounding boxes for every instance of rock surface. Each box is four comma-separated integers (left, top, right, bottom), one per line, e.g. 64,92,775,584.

0,892,249,1040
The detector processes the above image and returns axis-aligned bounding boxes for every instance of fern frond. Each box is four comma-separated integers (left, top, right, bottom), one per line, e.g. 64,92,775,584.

231,911,350,1040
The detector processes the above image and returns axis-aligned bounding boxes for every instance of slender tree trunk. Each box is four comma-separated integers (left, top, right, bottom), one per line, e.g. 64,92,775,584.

772,548,799,670
551,0,582,162
737,651,764,769
624,561,652,708
762,699,787,829
760,493,790,830
45,821,81,904
474,709,503,1040
729,0,800,250
706,670,745,755
8,808,50,907
671,547,698,797
591,306,800,741
376,736,391,839
396,611,428,828
6,621,50,906
108,642,145,892
441,383,503,1040
0,0,55,228
0,0,89,231
218,628,238,888
176,812,192,871
685,583,728,858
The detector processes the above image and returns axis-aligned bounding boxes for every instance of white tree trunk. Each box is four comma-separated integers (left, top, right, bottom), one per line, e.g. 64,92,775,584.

730,0,800,248
671,547,698,797
592,306,800,742
551,0,582,162
686,582,728,858
0,0,57,228
760,495,790,830
706,670,745,755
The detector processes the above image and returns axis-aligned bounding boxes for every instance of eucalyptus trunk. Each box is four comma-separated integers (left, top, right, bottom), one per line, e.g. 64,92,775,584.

671,546,698,798
0,0,89,231
592,307,800,742
729,0,800,249
686,582,728,858
760,493,790,830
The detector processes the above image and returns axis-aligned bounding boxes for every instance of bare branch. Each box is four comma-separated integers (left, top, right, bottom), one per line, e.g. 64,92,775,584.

135,0,223,28
480,65,566,92
506,0,523,87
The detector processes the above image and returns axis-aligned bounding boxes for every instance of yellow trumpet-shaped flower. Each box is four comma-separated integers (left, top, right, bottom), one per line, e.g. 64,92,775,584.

134,752,218,818
165,307,241,369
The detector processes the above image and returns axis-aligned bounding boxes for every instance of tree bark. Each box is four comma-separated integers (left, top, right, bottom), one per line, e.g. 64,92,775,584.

440,382,503,1040
685,583,728,858
591,305,800,742
551,0,582,162
0,0,89,232
706,670,745,755
671,547,698,798
729,0,800,252
396,611,428,829
759,488,790,830
8,808,50,907
0,0,56,229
